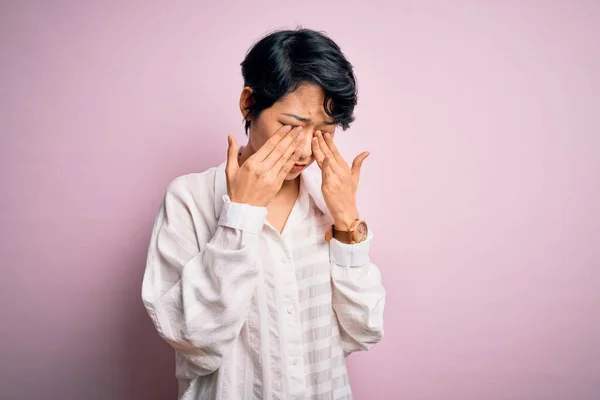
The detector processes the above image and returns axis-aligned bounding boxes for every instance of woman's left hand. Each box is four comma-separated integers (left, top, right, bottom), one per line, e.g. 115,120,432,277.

311,131,369,230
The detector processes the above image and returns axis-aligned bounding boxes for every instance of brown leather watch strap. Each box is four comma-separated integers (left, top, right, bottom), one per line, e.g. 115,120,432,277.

332,226,353,243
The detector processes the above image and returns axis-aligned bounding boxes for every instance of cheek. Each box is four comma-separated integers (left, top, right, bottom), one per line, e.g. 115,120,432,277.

253,111,283,138
249,118,272,149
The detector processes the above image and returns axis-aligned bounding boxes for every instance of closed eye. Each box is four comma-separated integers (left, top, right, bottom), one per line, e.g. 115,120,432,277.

280,122,334,132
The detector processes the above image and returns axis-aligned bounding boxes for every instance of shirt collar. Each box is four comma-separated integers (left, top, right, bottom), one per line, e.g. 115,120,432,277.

213,161,329,219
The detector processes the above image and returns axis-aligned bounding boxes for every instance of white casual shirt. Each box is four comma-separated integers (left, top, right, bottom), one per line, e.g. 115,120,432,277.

142,161,386,400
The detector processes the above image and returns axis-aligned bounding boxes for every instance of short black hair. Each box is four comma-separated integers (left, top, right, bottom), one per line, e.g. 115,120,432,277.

240,28,358,135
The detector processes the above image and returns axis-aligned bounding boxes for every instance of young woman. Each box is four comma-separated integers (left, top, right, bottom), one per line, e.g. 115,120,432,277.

142,28,386,400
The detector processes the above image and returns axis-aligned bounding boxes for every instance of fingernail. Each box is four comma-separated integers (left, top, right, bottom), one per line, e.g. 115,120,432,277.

283,125,292,132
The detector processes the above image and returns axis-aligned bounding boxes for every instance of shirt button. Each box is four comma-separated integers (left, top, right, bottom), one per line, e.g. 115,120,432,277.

287,307,293,314
292,359,299,366
281,257,288,263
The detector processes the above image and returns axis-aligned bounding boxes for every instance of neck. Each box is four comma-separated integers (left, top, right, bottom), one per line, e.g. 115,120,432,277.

279,176,300,197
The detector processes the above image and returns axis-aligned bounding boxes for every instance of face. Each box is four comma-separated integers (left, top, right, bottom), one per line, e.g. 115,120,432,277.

240,83,337,180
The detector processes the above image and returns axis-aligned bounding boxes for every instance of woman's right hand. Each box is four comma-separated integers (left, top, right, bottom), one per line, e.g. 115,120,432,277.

225,125,305,207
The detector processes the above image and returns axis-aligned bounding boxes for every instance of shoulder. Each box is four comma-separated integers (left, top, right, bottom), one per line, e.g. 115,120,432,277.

162,164,224,220
166,167,218,199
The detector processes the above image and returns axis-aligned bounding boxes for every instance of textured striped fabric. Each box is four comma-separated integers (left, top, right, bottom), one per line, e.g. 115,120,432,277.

142,161,386,400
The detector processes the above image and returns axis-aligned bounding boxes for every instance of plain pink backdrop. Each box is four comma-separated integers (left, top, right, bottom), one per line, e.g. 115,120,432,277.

1,1,599,399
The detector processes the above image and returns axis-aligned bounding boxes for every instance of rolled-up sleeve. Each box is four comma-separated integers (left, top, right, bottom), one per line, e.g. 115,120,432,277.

329,231,386,356
142,179,267,376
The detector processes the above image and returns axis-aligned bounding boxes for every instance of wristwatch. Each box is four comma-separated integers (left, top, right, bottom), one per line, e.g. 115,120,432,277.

325,219,368,244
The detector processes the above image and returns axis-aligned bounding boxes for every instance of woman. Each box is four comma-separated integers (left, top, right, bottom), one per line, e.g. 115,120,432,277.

142,28,386,400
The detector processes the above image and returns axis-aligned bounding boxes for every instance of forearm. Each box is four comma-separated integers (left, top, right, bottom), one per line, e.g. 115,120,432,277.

329,232,386,355
142,194,267,375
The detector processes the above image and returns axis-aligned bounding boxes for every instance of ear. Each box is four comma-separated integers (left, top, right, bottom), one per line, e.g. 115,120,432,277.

239,86,255,122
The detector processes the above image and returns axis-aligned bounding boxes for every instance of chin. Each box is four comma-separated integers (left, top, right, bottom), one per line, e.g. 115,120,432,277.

284,170,302,180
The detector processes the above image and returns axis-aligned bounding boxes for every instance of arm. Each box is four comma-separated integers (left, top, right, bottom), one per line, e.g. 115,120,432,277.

308,129,386,356
141,178,266,376
329,231,386,357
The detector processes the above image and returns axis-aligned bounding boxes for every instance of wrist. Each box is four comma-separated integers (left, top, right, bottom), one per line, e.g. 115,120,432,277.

333,212,360,231
328,217,369,244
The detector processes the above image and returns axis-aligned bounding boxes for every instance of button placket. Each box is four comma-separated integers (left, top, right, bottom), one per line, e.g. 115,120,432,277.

279,241,305,398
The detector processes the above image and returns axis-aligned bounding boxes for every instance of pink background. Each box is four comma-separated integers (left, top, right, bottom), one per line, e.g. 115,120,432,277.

1,1,599,399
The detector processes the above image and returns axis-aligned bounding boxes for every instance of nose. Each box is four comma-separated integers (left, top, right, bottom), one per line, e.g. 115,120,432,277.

298,128,314,160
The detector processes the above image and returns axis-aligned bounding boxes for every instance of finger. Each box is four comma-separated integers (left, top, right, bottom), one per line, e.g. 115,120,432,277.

316,131,344,174
271,129,305,172
312,136,326,167
252,124,294,161
351,151,370,181
276,148,303,183
322,156,336,179
322,132,344,166
226,135,239,177
262,126,303,169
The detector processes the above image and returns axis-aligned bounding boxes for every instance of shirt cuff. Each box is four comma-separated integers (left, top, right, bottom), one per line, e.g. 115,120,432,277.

218,195,267,235
329,230,374,267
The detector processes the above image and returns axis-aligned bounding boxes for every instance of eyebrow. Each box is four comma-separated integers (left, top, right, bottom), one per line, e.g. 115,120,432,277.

281,113,337,125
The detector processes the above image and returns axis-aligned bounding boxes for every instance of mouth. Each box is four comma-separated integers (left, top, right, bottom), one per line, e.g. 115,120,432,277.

291,164,307,172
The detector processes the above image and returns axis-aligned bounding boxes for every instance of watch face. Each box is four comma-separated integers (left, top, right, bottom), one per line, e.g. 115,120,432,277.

356,221,368,242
